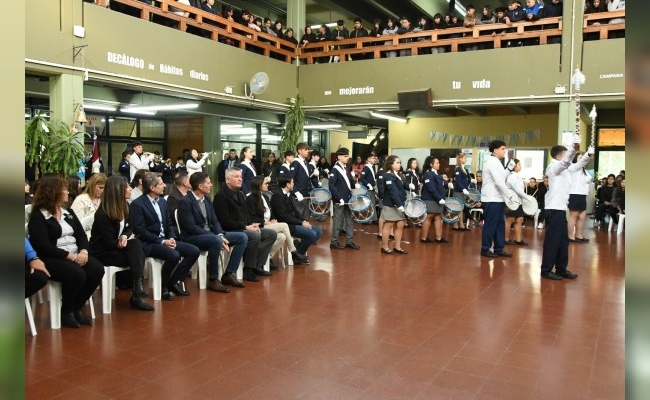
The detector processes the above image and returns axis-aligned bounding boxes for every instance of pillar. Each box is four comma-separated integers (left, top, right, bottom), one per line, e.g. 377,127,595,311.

203,115,222,195
49,73,84,128
287,0,306,35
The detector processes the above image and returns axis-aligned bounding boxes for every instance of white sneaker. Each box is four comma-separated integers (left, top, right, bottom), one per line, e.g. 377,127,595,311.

537,223,543,229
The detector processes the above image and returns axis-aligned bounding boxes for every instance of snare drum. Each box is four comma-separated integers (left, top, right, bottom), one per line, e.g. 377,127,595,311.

504,188,521,211
464,188,481,208
349,194,374,223
521,196,538,216
309,188,332,217
442,197,464,224
351,186,368,197
404,198,427,224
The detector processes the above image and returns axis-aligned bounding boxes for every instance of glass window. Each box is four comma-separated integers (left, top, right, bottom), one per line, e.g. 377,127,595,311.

109,117,138,137
140,119,165,138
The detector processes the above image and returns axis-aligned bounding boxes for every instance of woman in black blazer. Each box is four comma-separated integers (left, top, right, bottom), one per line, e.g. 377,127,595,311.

28,177,104,328
89,176,153,311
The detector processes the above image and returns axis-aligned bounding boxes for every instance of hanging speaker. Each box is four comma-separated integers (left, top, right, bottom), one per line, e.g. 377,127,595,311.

397,89,432,110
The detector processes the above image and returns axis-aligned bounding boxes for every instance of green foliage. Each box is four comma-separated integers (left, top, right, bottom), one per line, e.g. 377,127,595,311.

25,112,88,178
280,95,305,154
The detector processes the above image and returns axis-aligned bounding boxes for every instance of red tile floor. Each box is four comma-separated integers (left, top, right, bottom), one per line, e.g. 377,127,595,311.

25,218,625,399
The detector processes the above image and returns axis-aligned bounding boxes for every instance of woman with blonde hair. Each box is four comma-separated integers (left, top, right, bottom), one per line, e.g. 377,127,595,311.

71,173,107,235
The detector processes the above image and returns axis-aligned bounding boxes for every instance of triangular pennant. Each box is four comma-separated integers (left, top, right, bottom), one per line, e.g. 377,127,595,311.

519,132,526,144
534,129,541,142
441,132,448,143
462,135,469,147
429,131,436,141
526,131,534,142
512,133,519,145
504,135,511,146
470,136,477,147
449,134,455,145
455,135,462,146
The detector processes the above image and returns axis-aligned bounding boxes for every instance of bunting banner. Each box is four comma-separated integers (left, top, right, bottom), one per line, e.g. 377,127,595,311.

427,129,543,147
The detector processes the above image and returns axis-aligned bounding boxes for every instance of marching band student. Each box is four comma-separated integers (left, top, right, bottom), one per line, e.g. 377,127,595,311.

308,151,322,188
184,149,209,177
420,156,448,243
329,148,361,250
403,158,421,197
540,137,592,280
376,157,387,239
360,152,379,223
238,147,258,196
568,152,593,242
380,155,410,254
452,152,471,231
128,141,155,181
504,159,534,246
291,143,314,220
279,150,295,177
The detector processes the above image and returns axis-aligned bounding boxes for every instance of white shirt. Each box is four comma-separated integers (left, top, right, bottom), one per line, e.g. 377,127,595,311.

569,166,592,196
480,155,510,202
545,147,587,210
506,173,526,197
42,208,78,254
186,156,207,177
129,152,154,181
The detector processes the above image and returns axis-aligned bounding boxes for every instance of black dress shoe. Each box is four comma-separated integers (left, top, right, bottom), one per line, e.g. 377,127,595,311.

504,240,516,245
558,270,578,279
253,267,272,276
161,288,175,300
330,242,345,250
74,310,92,325
435,238,449,243
514,240,528,246
243,268,259,282
291,251,309,264
541,272,563,280
380,248,394,254
481,251,498,258
393,248,408,254
169,282,190,296
62,312,80,328
221,273,245,288
421,238,435,243
269,260,279,271
495,250,513,257
130,295,155,311
345,242,360,249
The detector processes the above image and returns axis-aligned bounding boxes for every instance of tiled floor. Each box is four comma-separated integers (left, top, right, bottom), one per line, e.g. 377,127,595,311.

25,219,625,399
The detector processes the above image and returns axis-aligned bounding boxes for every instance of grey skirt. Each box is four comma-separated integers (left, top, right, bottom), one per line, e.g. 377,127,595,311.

424,200,444,214
382,206,406,221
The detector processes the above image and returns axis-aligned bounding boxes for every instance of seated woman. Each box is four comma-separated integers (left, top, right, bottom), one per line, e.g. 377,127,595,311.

90,176,153,311
246,175,298,269
71,173,107,236
28,176,104,328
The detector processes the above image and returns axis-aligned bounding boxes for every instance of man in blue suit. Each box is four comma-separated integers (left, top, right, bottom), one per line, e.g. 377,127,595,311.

130,172,200,300
177,172,247,291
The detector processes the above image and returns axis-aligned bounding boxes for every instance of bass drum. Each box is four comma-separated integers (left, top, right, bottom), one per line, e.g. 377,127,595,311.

442,197,464,224
309,188,332,217
404,198,427,224
349,194,374,223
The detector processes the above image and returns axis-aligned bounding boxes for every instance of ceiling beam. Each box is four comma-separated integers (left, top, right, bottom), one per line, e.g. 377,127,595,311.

369,0,432,20
455,106,486,117
510,105,530,115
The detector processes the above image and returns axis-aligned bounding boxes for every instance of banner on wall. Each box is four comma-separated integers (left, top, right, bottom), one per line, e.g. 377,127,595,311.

429,129,542,146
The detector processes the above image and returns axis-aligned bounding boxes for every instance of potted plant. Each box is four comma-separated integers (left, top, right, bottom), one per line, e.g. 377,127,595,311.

25,111,88,178
280,95,305,153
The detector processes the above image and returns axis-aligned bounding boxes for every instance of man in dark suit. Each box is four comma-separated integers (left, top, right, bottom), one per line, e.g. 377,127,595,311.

177,172,248,291
290,143,313,220
217,149,238,188
271,177,323,263
166,170,190,229
130,172,200,300
214,167,277,282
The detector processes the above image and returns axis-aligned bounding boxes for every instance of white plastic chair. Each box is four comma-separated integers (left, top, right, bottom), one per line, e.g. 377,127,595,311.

47,281,95,329
175,210,208,289
102,266,130,314
25,298,37,336
145,257,164,301
609,213,625,234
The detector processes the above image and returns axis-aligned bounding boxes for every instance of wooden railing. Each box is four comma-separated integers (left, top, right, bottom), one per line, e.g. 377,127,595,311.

111,0,298,62
107,1,624,64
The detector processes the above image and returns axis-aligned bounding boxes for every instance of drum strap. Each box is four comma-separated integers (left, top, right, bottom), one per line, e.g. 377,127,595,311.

334,163,352,190
296,156,310,177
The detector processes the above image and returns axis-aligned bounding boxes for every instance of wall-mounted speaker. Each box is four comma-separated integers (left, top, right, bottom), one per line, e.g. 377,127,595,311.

397,88,432,110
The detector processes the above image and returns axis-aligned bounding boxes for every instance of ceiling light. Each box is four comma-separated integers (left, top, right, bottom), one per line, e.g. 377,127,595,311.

123,103,199,112
83,104,118,112
221,123,244,129
303,123,342,129
120,108,156,116
369,111,407,123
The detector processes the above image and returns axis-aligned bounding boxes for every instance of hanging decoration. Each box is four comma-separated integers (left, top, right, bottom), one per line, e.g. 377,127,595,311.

427,128,542,146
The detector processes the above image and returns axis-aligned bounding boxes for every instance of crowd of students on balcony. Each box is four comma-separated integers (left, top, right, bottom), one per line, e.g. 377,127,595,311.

104,0,624,60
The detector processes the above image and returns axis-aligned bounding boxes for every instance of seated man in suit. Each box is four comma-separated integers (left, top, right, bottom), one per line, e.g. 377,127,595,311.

130,172,200,300
166,170,190,226
271,177,323,264
177,172,247,291
213,167,277,282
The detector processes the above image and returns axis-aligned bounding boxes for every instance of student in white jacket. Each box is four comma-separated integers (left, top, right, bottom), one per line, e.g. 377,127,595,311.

185,149,209,177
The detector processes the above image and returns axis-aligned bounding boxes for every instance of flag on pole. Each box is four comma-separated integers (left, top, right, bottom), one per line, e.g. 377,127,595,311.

91,133,101,174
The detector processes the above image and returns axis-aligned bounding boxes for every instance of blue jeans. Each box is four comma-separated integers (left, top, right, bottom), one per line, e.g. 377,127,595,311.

143,241,200,285
223,231,248,275
181,233,223,280
481,202,505,253
292,224,323,255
